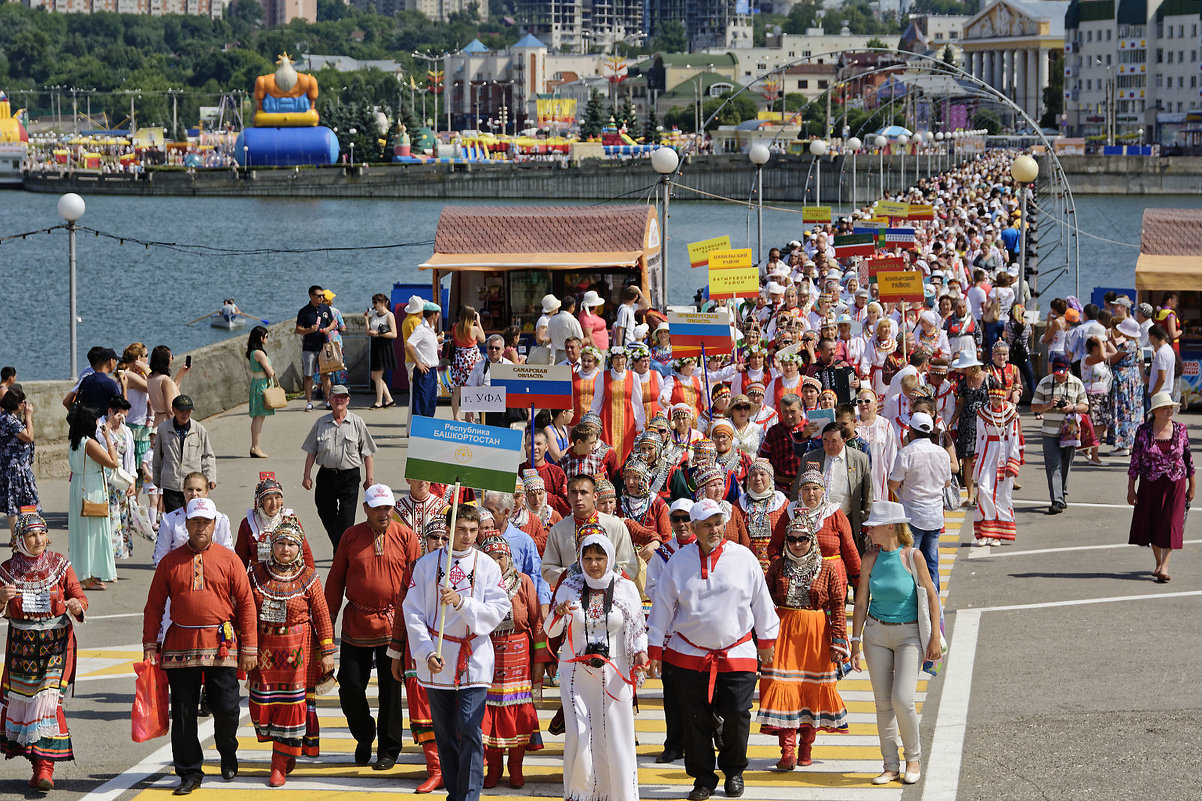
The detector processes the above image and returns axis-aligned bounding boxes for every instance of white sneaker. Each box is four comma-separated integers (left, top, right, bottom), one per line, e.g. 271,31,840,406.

305,402,313,411
974,538,990,547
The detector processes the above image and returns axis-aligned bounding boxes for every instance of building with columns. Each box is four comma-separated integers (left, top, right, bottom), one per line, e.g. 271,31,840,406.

960,0,1068,127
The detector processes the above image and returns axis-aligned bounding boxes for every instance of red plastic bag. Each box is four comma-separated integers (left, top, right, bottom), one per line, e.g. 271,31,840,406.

132,658,169,742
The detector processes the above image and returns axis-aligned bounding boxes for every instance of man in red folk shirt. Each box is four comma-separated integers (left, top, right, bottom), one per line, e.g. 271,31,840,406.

142,498,258,796
325,484,422,770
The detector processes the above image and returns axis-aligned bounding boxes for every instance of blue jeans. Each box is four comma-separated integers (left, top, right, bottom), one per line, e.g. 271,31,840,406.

909,525,942,593
427,686,488,801
412,365,438,418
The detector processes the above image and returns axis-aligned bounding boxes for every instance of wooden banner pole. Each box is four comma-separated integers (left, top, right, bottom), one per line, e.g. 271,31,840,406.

435,481,463,661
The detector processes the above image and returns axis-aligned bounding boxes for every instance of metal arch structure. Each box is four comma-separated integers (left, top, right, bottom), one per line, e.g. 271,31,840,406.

669,47,1081,300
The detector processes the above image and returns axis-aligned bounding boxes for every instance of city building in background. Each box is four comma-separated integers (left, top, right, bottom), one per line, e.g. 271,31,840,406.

1063,0,1202,147
20,0,232,16
960,0,1068,128
443,35,548,132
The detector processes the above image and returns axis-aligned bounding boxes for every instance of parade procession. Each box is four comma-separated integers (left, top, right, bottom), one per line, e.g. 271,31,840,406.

2,137,1196,801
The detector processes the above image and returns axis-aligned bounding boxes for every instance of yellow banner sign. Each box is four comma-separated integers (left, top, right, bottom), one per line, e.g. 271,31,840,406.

709,265,759,299
875,200,909,217
907,203,935,219
875,271,925,303
688,236,733,268
709,248,754,270
802,206,832,224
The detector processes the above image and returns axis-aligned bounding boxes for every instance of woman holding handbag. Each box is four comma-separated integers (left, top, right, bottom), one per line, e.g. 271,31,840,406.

366,293,398,409
67,404,120,591
848,501,943,787
247,326,277,459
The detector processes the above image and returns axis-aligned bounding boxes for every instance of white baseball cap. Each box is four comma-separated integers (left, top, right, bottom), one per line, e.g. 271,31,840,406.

365,484,396,508
186,497,218,520
908,412,935,434
689,498,730,524
669,498,694,516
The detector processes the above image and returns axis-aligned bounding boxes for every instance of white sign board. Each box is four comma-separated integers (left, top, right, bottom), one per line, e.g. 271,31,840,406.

460,386,507,413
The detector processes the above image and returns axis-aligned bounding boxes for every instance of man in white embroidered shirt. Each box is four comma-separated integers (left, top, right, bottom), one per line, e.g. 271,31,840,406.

647,498,779,801
402,504,510,801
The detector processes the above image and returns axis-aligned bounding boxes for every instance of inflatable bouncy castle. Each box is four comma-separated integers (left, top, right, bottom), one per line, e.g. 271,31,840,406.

234,54,339,167
0,92,29,143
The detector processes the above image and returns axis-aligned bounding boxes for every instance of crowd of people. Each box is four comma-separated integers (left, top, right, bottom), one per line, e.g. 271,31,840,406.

0,149,1195,797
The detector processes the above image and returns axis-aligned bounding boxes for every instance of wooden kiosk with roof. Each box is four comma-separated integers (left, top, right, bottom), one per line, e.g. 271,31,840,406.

419,205,663,335
1136,208,1202,407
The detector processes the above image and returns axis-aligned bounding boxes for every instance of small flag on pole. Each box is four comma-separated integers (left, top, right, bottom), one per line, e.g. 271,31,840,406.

883,228,917,249
834,233,876,259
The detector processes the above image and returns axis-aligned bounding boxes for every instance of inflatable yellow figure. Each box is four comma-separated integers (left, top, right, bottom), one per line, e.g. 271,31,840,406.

0,92,29,143
252,53,321,127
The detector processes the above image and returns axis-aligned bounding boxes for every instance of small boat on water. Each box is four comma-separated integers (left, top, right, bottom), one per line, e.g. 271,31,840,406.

210,313,246,330
186,300,268,331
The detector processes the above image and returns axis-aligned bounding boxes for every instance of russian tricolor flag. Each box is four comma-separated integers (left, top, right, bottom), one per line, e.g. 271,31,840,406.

489,365,573,409
884,228,917,249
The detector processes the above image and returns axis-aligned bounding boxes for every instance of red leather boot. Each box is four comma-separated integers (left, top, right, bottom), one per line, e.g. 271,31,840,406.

483,747,503,789
415,742,443,794
775,731,797,770
268,751,289,787
798,725,817,767
34,759,55,791
507,747,526,788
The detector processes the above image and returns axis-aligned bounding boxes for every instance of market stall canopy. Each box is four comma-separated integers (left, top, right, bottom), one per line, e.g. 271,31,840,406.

419,205,659,272
1136,208,1202,292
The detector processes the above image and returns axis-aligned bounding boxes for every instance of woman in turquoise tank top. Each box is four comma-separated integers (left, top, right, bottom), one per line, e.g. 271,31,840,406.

847,501,942,787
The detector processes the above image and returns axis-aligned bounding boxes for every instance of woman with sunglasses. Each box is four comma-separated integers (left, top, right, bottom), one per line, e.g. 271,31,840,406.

770,470,860,587
756,516,849,771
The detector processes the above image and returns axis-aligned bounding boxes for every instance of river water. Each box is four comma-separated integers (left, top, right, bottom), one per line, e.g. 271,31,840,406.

0,189,1192,380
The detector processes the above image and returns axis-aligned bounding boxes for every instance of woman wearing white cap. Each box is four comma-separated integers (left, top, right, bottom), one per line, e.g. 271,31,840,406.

578,290,609,351
1108,316,1144,456
1128,391,1195,583
848,501,942,787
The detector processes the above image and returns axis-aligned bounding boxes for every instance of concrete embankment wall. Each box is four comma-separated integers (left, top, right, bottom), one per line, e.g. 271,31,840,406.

22,153,1202,199
25,317,369,478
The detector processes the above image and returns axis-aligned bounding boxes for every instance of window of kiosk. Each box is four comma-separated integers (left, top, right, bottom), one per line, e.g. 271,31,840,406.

453,270,507,331
508,269,553,333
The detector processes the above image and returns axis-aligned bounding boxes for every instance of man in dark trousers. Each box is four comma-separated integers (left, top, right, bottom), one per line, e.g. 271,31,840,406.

295,284,337,412
300,385,377,549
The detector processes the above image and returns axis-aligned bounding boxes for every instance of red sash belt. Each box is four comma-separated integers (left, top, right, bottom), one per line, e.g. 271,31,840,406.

677,631,754,702
428,625,473,686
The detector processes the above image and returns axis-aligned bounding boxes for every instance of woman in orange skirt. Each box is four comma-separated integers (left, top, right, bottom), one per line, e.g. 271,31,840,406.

756,516,849,770
478,530,545,789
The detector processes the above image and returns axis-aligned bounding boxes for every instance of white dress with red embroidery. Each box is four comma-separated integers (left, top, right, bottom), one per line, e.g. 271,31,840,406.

972,405,1024,541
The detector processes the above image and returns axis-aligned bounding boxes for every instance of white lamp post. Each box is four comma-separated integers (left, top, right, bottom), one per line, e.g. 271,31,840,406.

748,143,770,264
809,138,827,206
349,127,357,165
846,136,862,211
1010,154,1040,309
874,134,887,198
935,131,944,173
651,146,680,309
58,193,85,379
924,130,934,178
896,134,909,192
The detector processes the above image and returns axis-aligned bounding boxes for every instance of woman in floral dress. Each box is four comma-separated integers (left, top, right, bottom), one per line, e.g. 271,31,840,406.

99,398,136,562
0,389,38,534
1109,322,1144,454
449,305,485,420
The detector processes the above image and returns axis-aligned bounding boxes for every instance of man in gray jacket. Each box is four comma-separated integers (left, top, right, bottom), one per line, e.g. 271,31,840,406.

152,394,216,514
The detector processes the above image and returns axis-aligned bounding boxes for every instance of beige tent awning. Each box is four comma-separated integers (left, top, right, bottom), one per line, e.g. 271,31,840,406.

1135,253,1202,292
420,251,643,271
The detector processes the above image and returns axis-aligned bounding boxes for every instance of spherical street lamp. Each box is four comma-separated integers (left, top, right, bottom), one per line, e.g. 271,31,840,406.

874,134,887,149
897,134,909,146
651,145,679,175
651,146,680,308
748,143,770,166
1010,154,1040,310
847,136,862,152
809,139,828,157
58,193,86,379
1010,154,1039,183
935,132,944,141
748,144,770,263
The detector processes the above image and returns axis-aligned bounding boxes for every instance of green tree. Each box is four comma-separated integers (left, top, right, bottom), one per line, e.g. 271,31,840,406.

1040,50,1064,129
783,1,819,34
866,37,887,49
617,95,637,130
581,88,606,138
642,103,660,142
974,108,1002,134
227,0,264,33
941,45,958,71
652,21,687,53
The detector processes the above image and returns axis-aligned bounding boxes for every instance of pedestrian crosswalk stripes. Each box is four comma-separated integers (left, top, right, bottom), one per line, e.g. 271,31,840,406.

123,511,967,801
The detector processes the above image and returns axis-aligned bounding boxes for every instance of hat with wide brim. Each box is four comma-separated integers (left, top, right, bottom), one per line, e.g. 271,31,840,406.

862,500,911,527
950,349,982,369
1147,391,1179,416
1116,318,1141,339
541,293,561,314
581,290,604,308
404,295,424,314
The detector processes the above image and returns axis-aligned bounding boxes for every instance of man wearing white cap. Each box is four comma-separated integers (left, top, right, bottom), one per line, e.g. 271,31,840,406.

142,497,258,795
887,412,951,590
549,295,585,364
647,498,779,801
325,484,422,769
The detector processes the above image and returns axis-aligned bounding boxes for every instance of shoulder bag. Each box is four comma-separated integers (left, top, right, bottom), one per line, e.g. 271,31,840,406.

905,547,947,675
262,378,288,410
81,458,110,517
318,340,346,374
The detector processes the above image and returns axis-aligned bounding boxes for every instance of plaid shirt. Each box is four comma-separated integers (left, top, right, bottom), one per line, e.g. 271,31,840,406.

557,444,618,484
758,422,802,493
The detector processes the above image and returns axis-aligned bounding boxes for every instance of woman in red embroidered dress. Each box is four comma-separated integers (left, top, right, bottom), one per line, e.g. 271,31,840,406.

235,477,315,569
737,459,789,571
246,519,335,787
0,514,87,791
590,347,645,464
769,470,861,586
479,531,544,789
